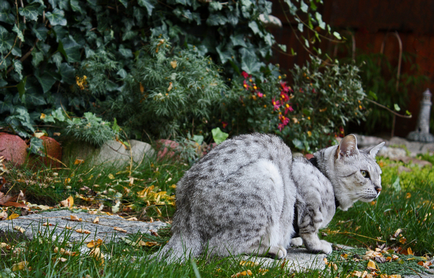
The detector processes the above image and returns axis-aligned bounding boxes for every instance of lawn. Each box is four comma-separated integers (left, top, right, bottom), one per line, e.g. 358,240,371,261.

0,151,433,277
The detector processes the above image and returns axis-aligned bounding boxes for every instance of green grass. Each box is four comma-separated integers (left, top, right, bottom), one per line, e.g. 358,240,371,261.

1,153,433,277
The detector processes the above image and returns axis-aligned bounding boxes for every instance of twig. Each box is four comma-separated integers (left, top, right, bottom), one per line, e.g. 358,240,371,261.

365,98,412,118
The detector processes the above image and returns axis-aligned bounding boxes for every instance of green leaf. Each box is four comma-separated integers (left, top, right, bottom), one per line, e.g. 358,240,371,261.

292,138,304,150
0,2,15,25
394,103,401,111
206,13,227,26
392,176,401,191
192,135,204,145
35,70,57,93
240,48,264,74
119,44,133,58
19,3,45,21
46,8,67,26
28,137,44,156
59,63,75,84
315,12,326,29
52,107,66,122
58,36,81,62
51,52,63,68
333,31,342,40
13,24,25,43
70,0,84,14
248,21,261,35
278,44,287,52
119,0,128,8
300,1,309,13
31,24,48,40
14,60,23,80
211,127,228,144
26,92,47,106
17,76,27,100
122,30,138,41
31,50,44,67
138,0,154,16
230,34,247,47
0,25,15,53
209,2,223,11
298,23,303,32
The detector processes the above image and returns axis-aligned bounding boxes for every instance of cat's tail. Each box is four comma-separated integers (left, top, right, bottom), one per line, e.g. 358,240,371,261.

148,232,202,264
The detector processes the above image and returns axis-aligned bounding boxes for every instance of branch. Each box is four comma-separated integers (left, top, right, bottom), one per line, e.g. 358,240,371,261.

365,98,412,118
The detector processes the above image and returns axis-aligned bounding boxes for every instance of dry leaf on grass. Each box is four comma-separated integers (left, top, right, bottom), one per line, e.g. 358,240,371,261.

231,270,252,277
76,229,91,234
113,227,127,233
60,196,74,208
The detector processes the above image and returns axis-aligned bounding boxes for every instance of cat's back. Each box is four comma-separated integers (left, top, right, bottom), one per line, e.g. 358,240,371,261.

178,133,292,189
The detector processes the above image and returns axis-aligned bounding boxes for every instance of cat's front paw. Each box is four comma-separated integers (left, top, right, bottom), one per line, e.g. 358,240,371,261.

315,240,332,254
268,245,287,259
305,239,332,254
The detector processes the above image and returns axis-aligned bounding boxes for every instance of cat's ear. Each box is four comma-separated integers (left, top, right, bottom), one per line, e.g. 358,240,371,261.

367,142,385,158
336,134,359,159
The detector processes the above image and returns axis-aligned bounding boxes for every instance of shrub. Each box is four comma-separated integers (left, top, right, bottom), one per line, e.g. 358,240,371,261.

221,57,367,151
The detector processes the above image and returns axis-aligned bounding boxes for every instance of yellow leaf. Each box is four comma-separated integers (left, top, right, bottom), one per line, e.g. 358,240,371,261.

139,82,144,93
40,113,46,120
7,213,19,220
406,193,411,199
69,215,82,222
231,270,252,277
239,261,258,266
34,132,45,138
60,196,74,208
406,247,414,255
367,260,377,270
12,261,28,271
167,82,173,92
170,60,177,69
87,239,103,248
108,173,115,179
143,241,159,247
93,217,99,224
76,229,91,234
74,159,84,165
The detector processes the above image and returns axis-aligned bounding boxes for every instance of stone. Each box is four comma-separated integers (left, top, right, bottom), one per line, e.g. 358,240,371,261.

36,136,63,168
62,139,154,166
0,132,28,166
378,147,407,159
0,209,167,243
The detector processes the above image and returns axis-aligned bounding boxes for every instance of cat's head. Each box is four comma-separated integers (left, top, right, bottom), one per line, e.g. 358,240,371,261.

332,134,385,211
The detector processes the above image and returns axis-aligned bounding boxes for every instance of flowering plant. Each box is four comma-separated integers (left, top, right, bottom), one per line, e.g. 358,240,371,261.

220,57,367,152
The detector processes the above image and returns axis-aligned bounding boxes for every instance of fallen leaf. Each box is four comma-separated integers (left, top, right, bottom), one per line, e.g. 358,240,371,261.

12,261,28,271
367,260,378,271
170,60,177,69
13,226,25,233
393,228,403,238
139,82,144,93
69,215,82,222
418,261,432,269
93,217,99,224
239,261,258,266
108,173,115,179
74,159,84,165
0,210,7,220
87,239,103,248
231,270,252,277
7,213,19,220
60,196,74,208
167,82,173,92
143,241,159,247
113,227,127,233
76,229,91,234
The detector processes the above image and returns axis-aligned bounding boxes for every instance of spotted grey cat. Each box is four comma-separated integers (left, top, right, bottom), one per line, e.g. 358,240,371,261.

152,133,384,262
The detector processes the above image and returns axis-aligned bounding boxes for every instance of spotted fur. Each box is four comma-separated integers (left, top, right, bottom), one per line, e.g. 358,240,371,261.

151,133,384,262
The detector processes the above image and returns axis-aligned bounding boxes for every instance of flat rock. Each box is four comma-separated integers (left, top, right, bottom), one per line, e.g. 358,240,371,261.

0,209,167,243
241,248,326,272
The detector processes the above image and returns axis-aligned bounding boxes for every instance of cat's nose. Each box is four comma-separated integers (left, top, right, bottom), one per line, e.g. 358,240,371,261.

375,187,382,193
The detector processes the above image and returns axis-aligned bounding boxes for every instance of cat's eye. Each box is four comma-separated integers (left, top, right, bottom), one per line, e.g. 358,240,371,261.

360,170,370,179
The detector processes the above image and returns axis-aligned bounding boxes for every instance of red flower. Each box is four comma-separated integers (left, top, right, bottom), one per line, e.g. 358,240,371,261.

280,91,289,102
279,114,290,125
243,80,249,89
257,91,264,98
284,103,294,115
222,121,228,129
272,98,281,110
280,82,292,93
242,71,249,79
278,123,285,131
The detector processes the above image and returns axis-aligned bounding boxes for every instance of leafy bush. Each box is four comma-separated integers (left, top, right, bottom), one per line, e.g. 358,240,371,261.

41,108,120,147
221,57,366,151
81,37,228,139
0,0,339,144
